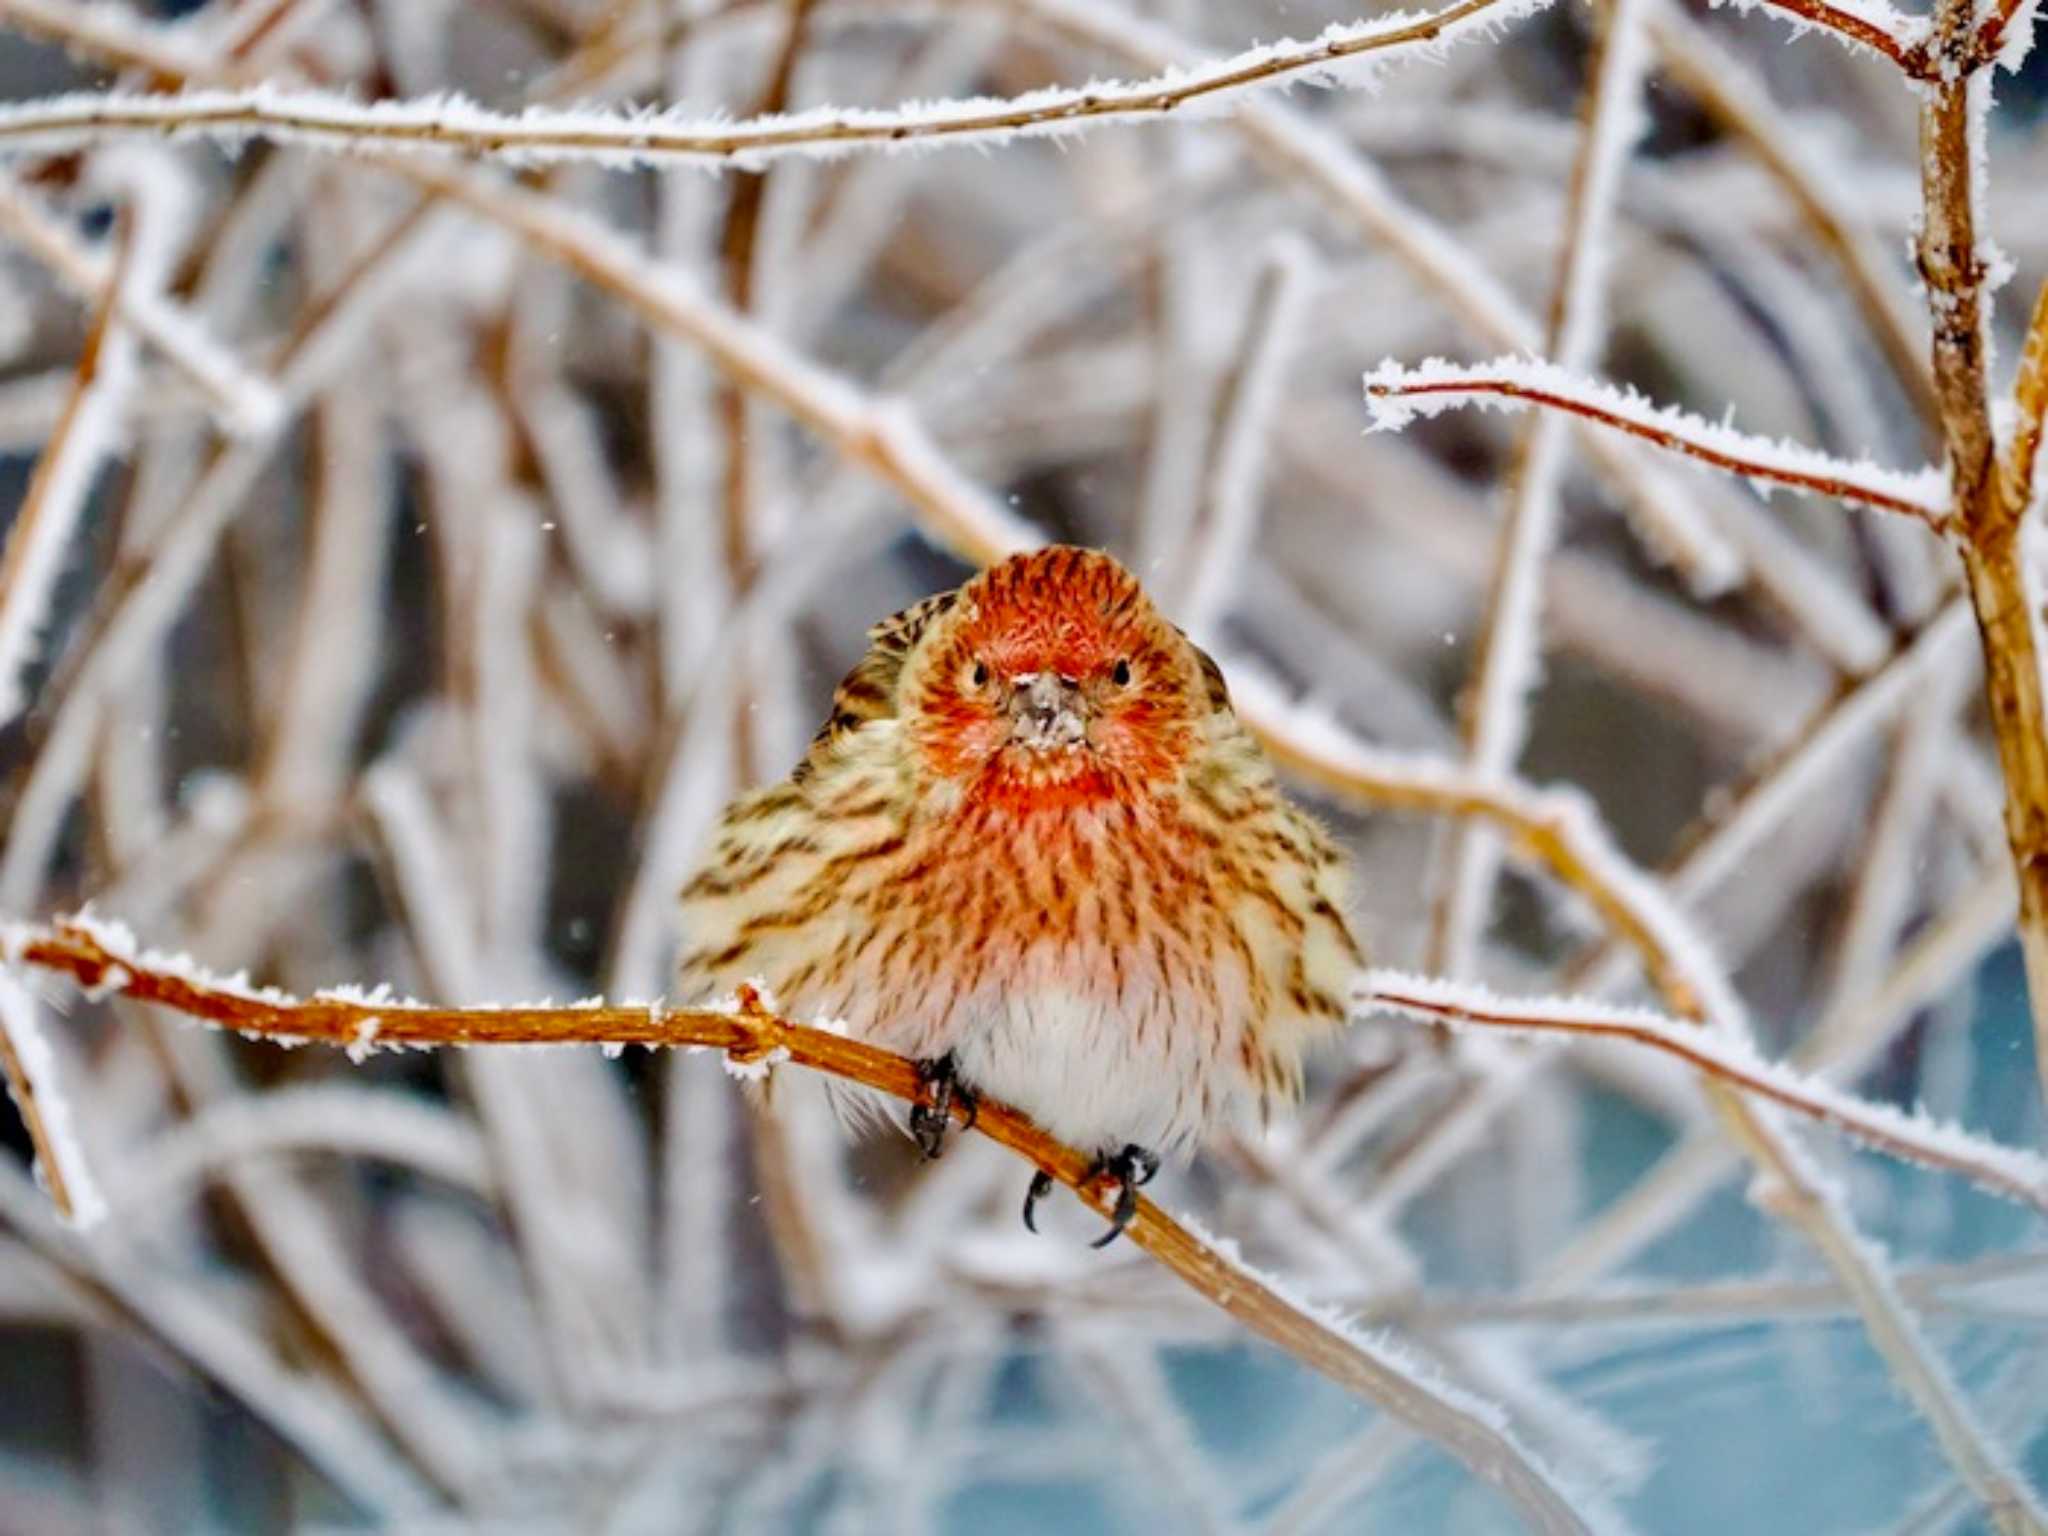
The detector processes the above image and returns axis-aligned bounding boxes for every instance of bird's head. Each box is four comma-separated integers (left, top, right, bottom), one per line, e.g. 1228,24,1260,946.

904,547,1206,809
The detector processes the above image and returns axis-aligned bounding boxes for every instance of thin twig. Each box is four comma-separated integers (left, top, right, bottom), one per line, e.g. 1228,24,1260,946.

1970,0,2040,67
2004,276,2048,516
1360,972,2048,1217
0,1162,436,1511
1724,0,1932,73
1381,1251,2048,1331
0,0,1553,169
4,915,1595,1536
0,972,93,1224
0,208,134,726
1365,358,1952,527
0,169,280,436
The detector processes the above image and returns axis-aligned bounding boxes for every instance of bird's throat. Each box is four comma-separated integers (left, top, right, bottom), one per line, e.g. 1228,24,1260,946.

968,747,1123,817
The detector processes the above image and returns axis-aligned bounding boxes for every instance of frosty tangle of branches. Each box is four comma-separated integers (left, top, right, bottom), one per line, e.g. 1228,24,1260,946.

0,0,2046,1532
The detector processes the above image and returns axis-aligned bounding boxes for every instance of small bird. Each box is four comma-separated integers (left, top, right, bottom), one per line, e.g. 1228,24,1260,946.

677,546,1361,1243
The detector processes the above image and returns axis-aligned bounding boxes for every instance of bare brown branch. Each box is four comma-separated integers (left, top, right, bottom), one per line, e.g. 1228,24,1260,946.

1917,0,2048,1116
1743,0,1930,72
2004,276,2048,516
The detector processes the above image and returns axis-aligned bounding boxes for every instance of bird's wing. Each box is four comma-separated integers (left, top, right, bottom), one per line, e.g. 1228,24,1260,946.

792,588,958,782
1183,633,1235,716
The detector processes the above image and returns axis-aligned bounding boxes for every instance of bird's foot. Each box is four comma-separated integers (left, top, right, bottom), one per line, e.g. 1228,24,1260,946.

1020,1144,1159,1247
909,1052,977,1160
1087,1144,1159,1249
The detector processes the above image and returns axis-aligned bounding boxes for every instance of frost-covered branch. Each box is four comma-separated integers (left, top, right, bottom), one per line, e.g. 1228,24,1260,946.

1383,1251,2048,1330
1280,681,2046,1530
0,0,1552,171
1915,0,2048,1121
1236,674,1712,1015
0,214,134,727
1971,0,2043,67
1,915,1594,1536
1360,971,2048,1217
0,971,101,1227
1706,0,1932,73
1365,355,1953,526
0,171,281,436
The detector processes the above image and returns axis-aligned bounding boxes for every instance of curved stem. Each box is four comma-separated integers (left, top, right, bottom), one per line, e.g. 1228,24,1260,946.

4,916,1593,1535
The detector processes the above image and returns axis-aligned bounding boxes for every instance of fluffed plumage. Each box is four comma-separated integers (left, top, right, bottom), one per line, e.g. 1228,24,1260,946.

677,546,1362,1159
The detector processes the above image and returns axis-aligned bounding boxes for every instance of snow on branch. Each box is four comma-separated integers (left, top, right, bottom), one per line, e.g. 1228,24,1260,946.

0,211,135,729
1703,0,1933,72
1365,355,1953,528
0,0,1555,172
0,171,282,437
0,969,103,1227
0,914,1594,1536
1361,972,2048,1218
1972,0,2042,70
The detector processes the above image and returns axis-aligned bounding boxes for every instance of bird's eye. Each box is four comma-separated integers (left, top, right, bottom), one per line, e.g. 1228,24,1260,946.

971,661,990,689
1111,658,1132,687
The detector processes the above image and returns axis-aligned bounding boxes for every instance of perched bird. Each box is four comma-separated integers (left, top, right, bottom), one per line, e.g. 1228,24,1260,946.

677,546,1362,1242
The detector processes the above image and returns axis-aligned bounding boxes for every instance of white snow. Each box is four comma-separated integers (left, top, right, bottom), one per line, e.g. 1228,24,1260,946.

345,1016,383,1065
0,968,106,1228
0,1,1560,173
1364,354,1952,524
721,1045,790,1083
1703,0,1930,63
1357,969,2048,1213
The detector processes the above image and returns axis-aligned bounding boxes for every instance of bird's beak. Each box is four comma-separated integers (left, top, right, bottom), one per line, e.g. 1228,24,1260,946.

1007,672,1086,751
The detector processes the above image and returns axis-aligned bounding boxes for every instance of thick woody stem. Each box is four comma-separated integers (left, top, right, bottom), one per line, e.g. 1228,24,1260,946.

1958,528,2048,1092
1917,63,1994,514
1918,3,2048,1112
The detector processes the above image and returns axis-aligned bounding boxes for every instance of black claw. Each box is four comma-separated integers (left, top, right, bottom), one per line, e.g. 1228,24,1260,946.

910,1053,975,1160
1020,1145,1159,1243
1022,1170,1055,1233
1127,1145,1161,1188
1087,1145,1156,1249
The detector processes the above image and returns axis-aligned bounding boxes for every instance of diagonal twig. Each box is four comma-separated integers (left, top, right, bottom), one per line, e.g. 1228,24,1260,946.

3,914,1596,1536
1366,355,1952,526
1360,971,2048,1217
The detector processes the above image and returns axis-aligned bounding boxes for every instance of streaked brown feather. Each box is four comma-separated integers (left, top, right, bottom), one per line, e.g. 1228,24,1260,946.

678,547,1363,1156
792,589,958,783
